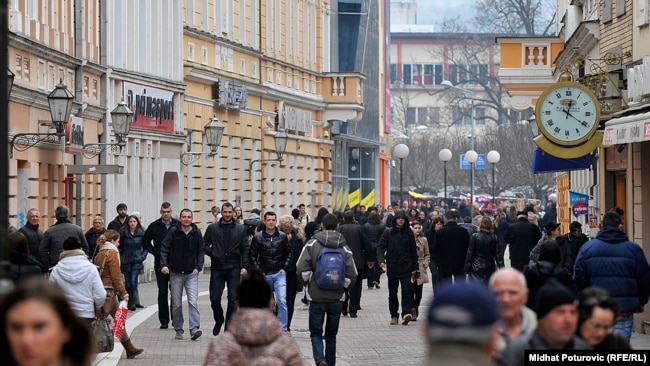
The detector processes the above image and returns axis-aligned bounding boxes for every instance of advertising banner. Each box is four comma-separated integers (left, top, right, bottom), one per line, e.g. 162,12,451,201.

123,81,175,133
569,190,589,217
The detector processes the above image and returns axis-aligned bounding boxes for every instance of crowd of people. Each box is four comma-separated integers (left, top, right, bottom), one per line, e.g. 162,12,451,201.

3,198,650,366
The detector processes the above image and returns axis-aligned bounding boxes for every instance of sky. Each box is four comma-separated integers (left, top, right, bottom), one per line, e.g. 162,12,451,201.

413,0,476,26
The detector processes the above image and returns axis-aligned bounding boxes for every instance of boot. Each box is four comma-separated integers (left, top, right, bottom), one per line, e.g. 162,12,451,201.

121,338,144,359
411,307,419,321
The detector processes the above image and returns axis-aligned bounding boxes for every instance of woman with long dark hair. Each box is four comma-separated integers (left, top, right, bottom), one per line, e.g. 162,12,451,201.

464,217,499,283
304,207,329,241
363,211,386,289
120,215,148,311
576,287,631,349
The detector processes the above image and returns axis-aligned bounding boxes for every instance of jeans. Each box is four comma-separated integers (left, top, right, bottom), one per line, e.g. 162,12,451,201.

428,260,439,292
286,270,298,331
388,275,414,318
154,262,170,325
170,273,200,332
366,266,382,288
614,313,634,340
412,283,424,308
123,269,140,305
265,272,288,331
209,267,240,332
309,301,342,366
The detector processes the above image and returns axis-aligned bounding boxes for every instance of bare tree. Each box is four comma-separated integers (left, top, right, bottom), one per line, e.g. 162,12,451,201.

473,0,556,36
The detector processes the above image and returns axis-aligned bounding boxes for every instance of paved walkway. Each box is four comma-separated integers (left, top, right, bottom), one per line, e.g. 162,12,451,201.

94,271,650,366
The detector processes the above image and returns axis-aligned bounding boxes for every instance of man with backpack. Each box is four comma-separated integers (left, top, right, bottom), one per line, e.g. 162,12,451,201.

297,213,357,366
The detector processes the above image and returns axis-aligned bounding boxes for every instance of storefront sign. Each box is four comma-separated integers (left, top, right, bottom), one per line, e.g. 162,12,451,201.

123,81,175,133
218,81,248,109
603,116,650,145
279,102,313,134
569,190,589,217
66,115,84,153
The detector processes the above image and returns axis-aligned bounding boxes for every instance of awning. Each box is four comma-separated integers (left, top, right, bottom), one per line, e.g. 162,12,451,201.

603,109,650,145
531,147,593,174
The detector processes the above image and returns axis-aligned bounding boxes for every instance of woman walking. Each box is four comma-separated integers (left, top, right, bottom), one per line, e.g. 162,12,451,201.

95,230,144,359
120,215,148,311
464,217,499,283
410,221,429,320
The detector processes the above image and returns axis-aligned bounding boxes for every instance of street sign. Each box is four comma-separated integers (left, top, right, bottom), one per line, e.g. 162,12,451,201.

460,153,486,170
66,165,124,174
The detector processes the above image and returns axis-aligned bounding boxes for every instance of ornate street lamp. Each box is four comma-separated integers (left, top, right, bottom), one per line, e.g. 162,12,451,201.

249,129,289,178
181,114,225,165
83,100,135,158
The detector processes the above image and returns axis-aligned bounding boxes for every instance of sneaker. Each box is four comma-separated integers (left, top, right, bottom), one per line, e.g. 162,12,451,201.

402,314,412,325
190,329,202,340
318,361,328,366
160,324,169,329
135,304,145,309
390,317,398,325
175,331,183,340
374,281,381,289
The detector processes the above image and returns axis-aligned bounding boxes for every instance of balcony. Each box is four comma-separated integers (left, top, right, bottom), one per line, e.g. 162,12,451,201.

322,72,365,122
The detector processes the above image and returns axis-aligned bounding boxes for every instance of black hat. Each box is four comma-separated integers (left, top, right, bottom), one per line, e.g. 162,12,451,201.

544,221,561,234
533,279,576,319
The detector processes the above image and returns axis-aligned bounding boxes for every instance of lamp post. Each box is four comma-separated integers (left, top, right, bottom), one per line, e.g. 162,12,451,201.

393,143,410,206
438,148,452,206
487,150,500,205
180,115,225,165
248,129,289,178
465,150,478,204
47,80,75,137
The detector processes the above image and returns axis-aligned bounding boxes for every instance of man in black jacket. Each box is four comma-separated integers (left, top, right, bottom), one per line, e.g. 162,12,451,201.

503,211,542,271
377,210,418,326
107,202,128,231
161,208,205,341
434,210,470,282
339,210,374,318
248,211,291,332
18,208,43,259
143,202,178,329
203,202,249,336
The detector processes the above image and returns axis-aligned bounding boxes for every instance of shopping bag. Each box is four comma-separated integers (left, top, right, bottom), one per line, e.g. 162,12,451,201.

112,300,128,340
92,318,114,353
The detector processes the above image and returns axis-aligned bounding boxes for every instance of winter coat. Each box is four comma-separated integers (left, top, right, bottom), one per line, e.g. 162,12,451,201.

161,223,205,274
284,228,303,272
499,330,591,366
433,221,470,278
558,232,589,271
203,220,249,270
296,230,357,302
119,228,148,273
528,237,572,270
377,212,418,279
574,227,650,313
339,222,373,275
94,243,128,299
10,253,42,283
249,228,290,274
39,220,89,271
18,223,43,260
107,215,127,232
85,227,105,261
464,231,498,283
204,308,303,365
50,249,106,319
523,261,575,308
414,236,430,285
143,217,179,263
503,218,542,270
362,222,385,252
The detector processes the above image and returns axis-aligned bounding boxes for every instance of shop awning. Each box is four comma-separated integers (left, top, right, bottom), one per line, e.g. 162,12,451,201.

603,109,650,145
531,147,593,174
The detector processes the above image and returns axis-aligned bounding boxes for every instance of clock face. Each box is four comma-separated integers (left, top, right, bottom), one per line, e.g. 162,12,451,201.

535,82,600,146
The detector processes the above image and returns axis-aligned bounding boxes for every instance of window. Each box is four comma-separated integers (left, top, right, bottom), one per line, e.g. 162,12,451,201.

479,64,489,84
188,42,195,61
452,107,472,126
390,64,397,84
423,64,433,85
448,65,458,85
202,47,208,65
406,107,416,125
434,64,443,85
603,0,613,22
417,107,440,125
616,0,626,16
403,64,412,85
22,57,30,81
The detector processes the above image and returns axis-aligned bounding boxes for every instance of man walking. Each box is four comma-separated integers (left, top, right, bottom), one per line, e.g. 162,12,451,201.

297,213,357,366
248,211,291,331
39,205,89,271
339,210,373,318
298,203,310,226
433,210,470,282
203,202,249,336
107,203,129,231
377,209,418,325
161,208,205,341
19,208,43,260
575,211,650,339
143,202,178,329
503,211,542,271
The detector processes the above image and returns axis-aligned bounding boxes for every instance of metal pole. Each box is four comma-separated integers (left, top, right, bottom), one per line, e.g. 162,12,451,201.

492,163,496,205
443,161,448,207
1,0,14,293
470,99,475,205
399,158,404,207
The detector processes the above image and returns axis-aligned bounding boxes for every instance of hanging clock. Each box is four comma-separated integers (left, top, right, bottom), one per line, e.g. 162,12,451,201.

535,80,601,147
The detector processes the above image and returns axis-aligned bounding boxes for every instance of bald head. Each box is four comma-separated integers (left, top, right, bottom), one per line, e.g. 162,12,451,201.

489,268,529,322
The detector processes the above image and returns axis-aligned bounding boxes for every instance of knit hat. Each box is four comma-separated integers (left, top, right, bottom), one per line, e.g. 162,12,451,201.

427,280,499,344
533,279,576,319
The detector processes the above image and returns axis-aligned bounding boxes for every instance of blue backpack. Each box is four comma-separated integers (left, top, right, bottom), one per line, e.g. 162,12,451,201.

314,246,346,290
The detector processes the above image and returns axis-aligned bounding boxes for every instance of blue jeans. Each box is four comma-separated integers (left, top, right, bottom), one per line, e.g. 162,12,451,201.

309,301,342,366
209,267,240,332
123,269,140,304
265,272,288,331
614,313,634,340
170,273,200,333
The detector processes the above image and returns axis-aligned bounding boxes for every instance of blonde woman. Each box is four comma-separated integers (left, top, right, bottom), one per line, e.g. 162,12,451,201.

95,230,144,359
410,221,429,321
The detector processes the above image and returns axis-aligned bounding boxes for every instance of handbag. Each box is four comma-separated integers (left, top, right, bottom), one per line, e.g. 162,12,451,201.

92,318,114,353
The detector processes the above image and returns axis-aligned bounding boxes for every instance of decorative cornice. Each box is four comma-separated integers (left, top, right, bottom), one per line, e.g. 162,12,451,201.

108,69,186,92
183,27,262,58
9,32,82,68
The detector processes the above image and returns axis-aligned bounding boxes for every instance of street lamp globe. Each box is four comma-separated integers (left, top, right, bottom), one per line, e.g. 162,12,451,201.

393,143,409,159
204,114,225,154
273,129,289,161
465,150,478,163
487,150,501,164
47,80,75,137
438,148,452,162
110,100,134,146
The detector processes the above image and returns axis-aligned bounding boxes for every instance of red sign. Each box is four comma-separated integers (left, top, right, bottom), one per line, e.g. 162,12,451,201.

123,81,175,133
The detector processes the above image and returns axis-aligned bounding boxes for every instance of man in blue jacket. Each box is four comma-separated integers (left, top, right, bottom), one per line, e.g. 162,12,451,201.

575,211,650,339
